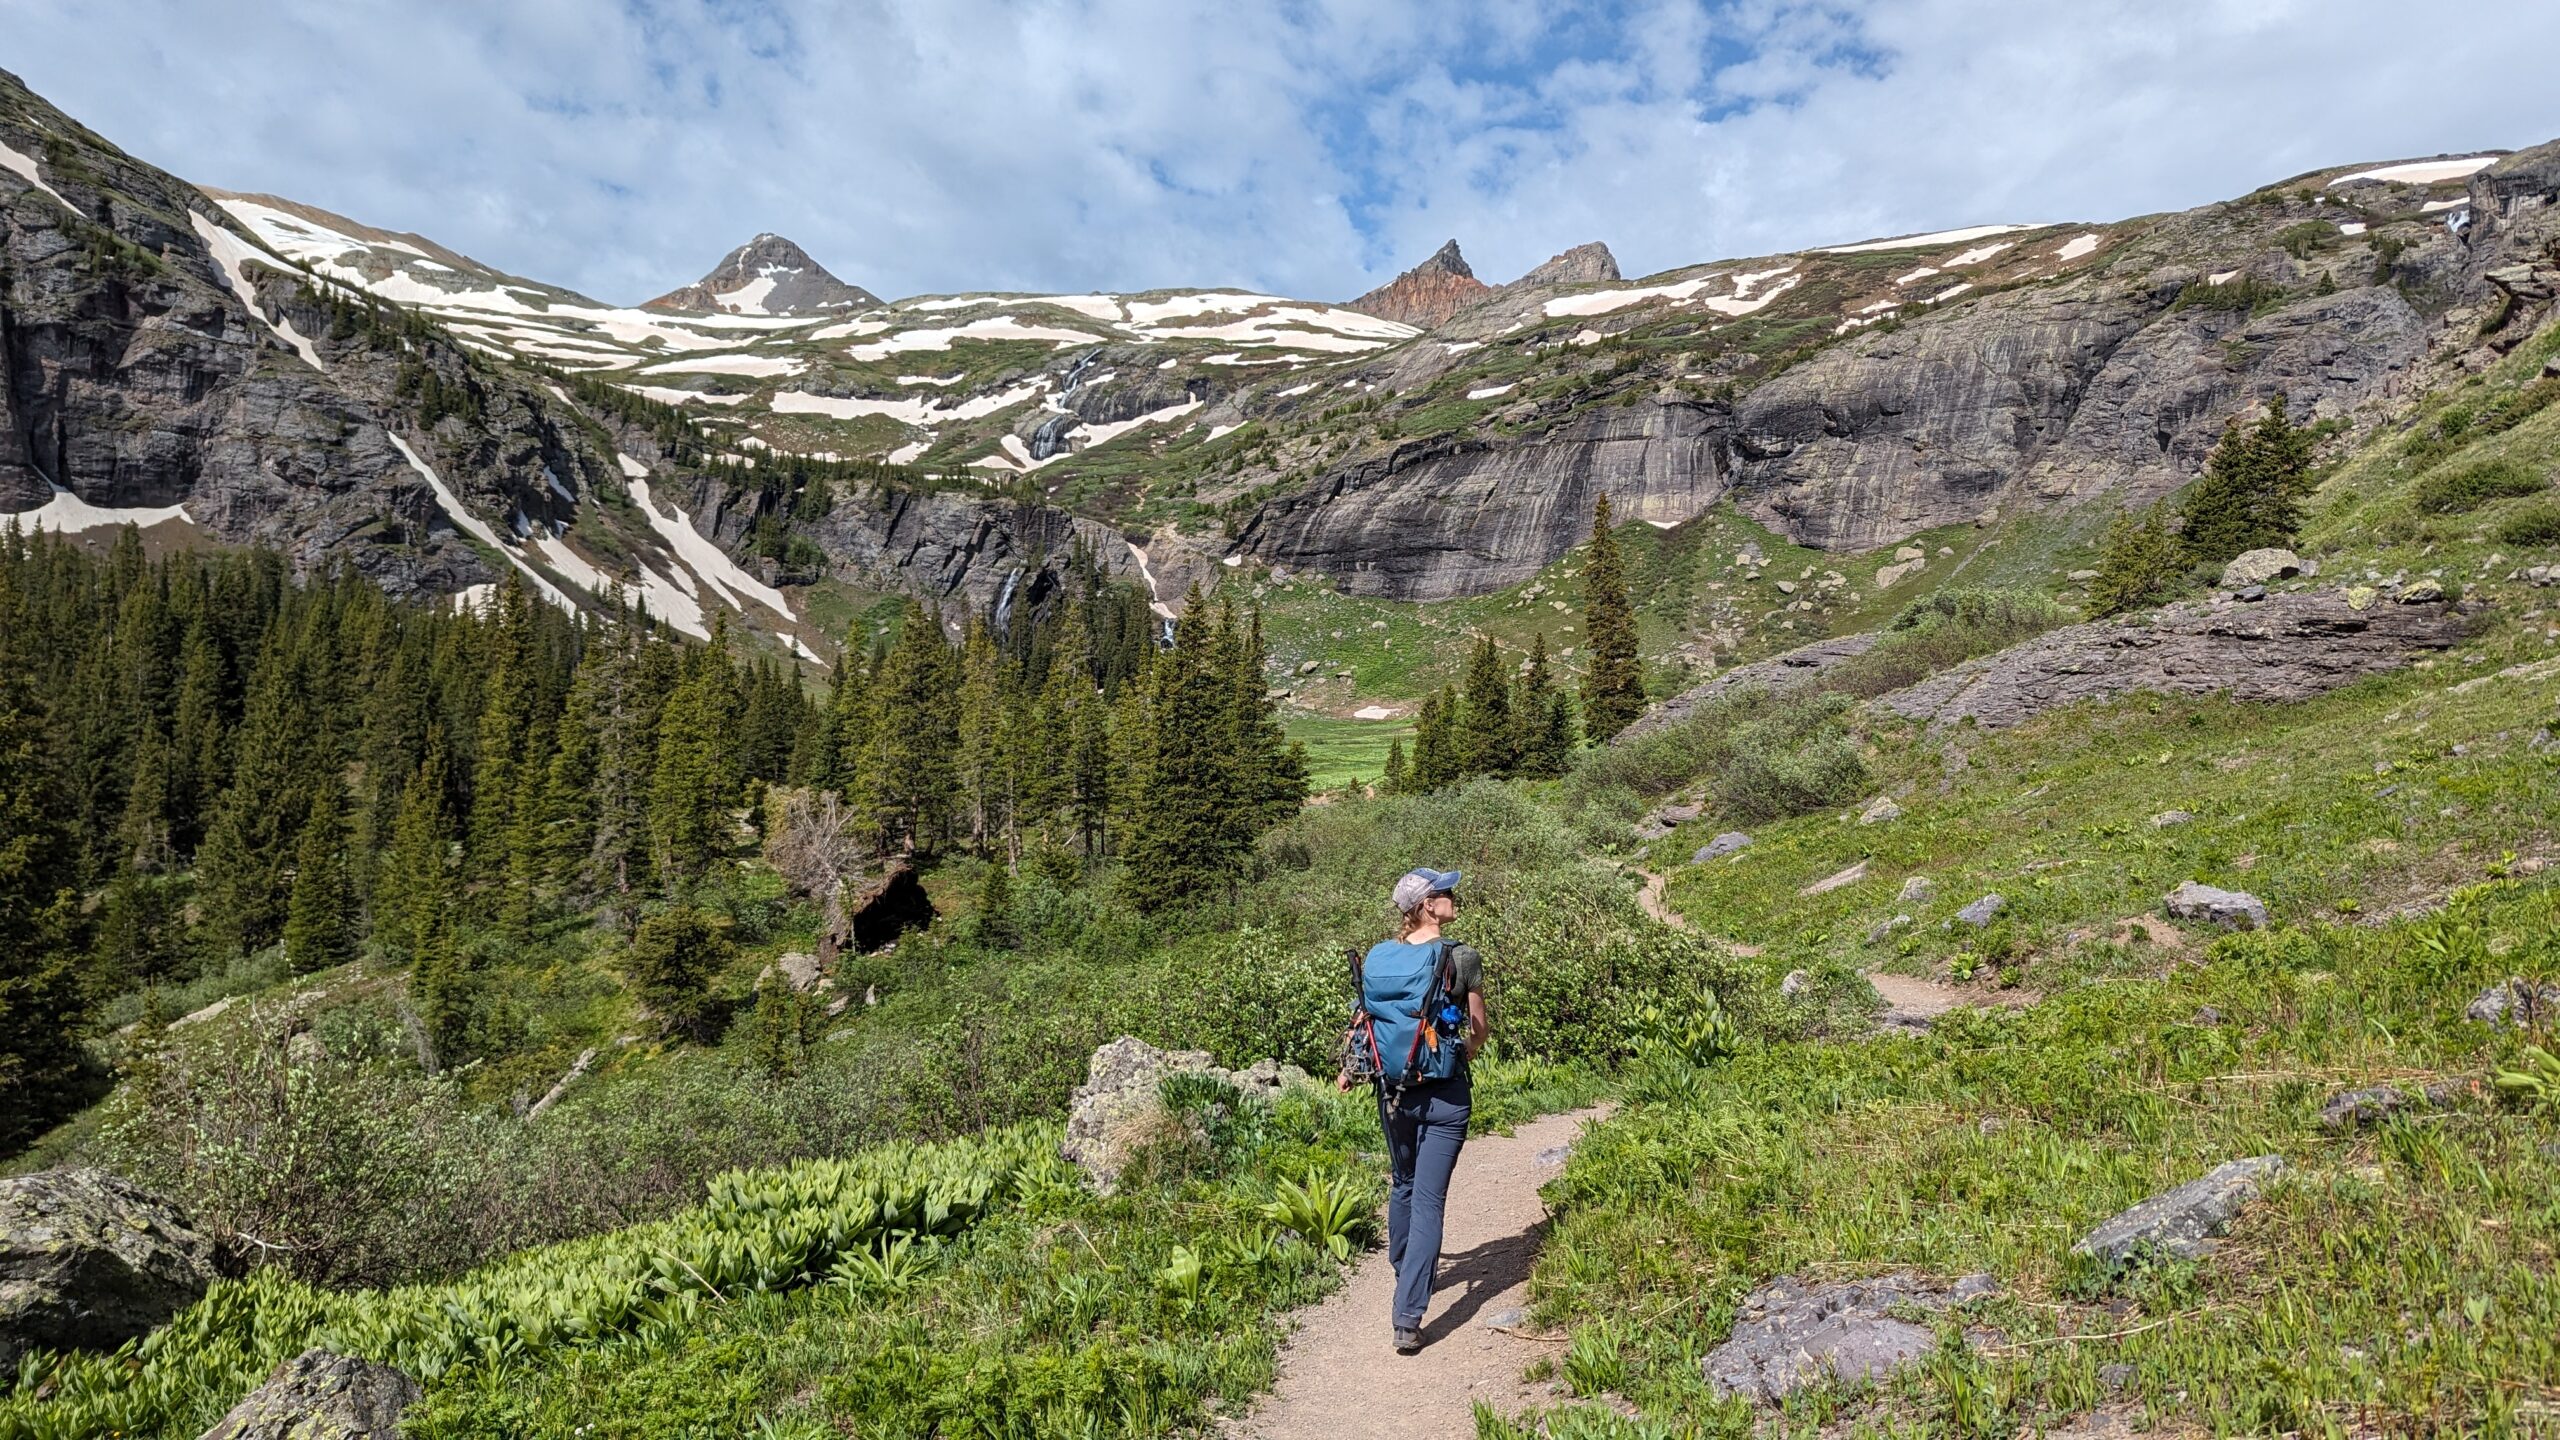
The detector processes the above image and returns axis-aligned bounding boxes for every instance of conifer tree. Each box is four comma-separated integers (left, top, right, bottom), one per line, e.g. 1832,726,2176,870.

0,661,91,1148
2180,394,2313,564
623,907,732,1043
468,579,541,875
1457,635,1517,778
500,735,551,944
955,619,1007,853
1578,492,1646,741
195,640,317,955
1511,632,1576,777
167,617,228,854
1409,685,1462,792
974,862,1020,948
1224,605,1308,830
379,742,453,963
1120,586,1242,911
859,603,959,856
1071,676,1118,857
283,784,357,975
1380,738,1410,795
650,638,743,888
410,902,473,1068
2087,506,2189,617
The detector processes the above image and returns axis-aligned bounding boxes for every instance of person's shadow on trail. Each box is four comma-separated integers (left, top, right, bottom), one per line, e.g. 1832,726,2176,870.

1419,1216,1548,1343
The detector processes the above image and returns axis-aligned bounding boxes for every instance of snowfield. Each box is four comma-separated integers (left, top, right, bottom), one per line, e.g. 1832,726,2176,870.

1821,223,2037,254
2053,233,2102,261
637,352,807,378
189,212,328,372
21,485,192,534
0,137,71,208
2327,155,2499,187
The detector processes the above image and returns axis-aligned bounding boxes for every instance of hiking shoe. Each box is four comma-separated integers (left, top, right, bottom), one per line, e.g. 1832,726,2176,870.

1393,1326,1423,1354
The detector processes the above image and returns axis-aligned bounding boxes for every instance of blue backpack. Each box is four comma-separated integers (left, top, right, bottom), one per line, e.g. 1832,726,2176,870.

1345,938,1467,1087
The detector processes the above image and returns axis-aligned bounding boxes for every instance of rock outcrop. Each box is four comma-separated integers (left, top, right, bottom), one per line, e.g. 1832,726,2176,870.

1346,240,1492,330
644,232,879,314
1,1169,230,1372
2072,1155,2283,1270
1877,590,2466,730
1620,632,1881,741
1703,1271,1996,1404
2164,881,2268,930
1060,1037,1308,1192
1514,241,1622,288
199,1349,420,1440
1229,400,1723,599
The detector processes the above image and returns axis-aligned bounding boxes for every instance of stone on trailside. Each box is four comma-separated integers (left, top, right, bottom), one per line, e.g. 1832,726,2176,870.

1060,1037,1308,1193
1694,832,1751,862
2164,880,2267,930
1867,915,1914,944
2219,548,2302,588
0,1169,231,1373
1702,1271,1997,1404
1897,875,1936,905
2071,1156,2284,1269
1955,893,2006,927
1857,795,1902,825
2150,809,2194,828
1658,800,1704,825
198,1349,420,1440
1800,859,1868,897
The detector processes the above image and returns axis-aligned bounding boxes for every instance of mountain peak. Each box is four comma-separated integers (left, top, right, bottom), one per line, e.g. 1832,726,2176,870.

1515,241,1621,287
1346,238,1491,329
645,234,880,315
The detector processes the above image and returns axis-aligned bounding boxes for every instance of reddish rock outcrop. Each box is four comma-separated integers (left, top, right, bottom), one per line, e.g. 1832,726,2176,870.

1346,239,1491,330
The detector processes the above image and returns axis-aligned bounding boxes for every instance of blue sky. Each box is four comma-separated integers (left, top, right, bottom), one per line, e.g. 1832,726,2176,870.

4,0,2556,304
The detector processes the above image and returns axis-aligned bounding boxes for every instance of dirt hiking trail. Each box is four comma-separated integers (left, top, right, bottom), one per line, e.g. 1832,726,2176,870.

1224,1105,1611,1439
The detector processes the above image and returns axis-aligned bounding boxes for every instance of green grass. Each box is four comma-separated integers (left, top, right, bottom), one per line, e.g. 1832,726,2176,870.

1286,713,1414,790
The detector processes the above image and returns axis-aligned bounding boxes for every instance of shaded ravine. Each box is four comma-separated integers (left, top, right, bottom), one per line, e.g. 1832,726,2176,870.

1221,1106,1611,1439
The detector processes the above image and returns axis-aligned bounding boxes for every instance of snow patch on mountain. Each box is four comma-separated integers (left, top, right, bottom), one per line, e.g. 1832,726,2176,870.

2328,155,2499,187
389,435,574,613
21,485,192,533
188,212,328,372
0,137,71,208
1822,223,2037,254
637,353,807,377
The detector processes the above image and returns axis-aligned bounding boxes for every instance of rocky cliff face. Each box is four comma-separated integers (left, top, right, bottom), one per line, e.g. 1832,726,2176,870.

1515,241,1621,287
1230,399,1721,599
645,233,879,315
1346,240,1492,330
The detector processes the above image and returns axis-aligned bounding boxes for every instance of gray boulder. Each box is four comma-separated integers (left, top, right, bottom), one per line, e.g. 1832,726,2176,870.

1694,832,1752,862
1658,801,1705,825
2072,1156,2283,1269
1896,875,1936,906
1955,893,2007,927
1800,859,1869,897
2466,978,2560,1029
1,1169,230,1373
1703,1271,1996,1404
1059,1037,1306,1192
2164,881,2267,930
1858,796,1903,825
2150,809,2193,828
199,1349,419,1440
1867,915,1914,944
2219,548,2302,588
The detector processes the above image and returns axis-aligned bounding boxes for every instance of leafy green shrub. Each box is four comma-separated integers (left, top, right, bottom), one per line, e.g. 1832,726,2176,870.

1712,691,1869,823
2413,458,2548,514
1260,1170,1375,1261
2496,504,2560,548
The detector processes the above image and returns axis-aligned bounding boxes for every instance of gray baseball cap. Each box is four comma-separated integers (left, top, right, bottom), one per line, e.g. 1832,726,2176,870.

1391,867,1463,912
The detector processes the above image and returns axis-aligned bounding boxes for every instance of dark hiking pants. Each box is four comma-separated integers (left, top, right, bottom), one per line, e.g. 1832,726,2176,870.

1377,1074,1470,1330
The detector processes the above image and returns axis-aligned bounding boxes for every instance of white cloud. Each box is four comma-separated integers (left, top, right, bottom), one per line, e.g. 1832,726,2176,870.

4,0,2555,306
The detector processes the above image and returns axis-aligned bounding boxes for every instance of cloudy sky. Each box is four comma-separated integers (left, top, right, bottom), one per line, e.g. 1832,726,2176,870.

6,0,2556,305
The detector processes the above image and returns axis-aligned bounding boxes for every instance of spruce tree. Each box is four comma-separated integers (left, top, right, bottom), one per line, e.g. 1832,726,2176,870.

195,640,316,955
955,619,1006,853
1120,586,1241,911
1409,685,1462,792
1380,738,1410,795
2087,507,2190,617
0,662,91,1148
1578,492,1647,741
2180,394,2313,564
649,639,743,888
283,784,356,975
1511,632,1576,777
858,603,958,856
379,742,453,963
1457,635,1516,778
1224,605,1308,831
624,907,733,1042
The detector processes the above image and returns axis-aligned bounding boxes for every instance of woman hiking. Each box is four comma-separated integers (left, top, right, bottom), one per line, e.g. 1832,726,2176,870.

1339,866,1489,1354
